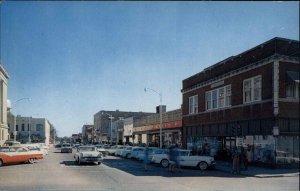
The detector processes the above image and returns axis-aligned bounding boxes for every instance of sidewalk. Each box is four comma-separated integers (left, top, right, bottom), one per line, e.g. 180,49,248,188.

215,161,299,178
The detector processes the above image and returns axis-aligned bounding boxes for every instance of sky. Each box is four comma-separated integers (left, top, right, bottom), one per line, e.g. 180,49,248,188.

0,1,299,137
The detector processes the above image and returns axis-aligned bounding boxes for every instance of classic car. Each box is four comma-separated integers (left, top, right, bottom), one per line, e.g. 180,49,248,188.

22,144,48,156
107,145,124,155
74,146,103,165
151,149,215,170
136,147,160,161
61,143,73,153
0,146,44,166
94,144,109,156
129,147,145,159
114,146,126,156
120,146,133,158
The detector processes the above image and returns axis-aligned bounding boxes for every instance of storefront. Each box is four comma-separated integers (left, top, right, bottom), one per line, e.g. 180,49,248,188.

187,135,299,166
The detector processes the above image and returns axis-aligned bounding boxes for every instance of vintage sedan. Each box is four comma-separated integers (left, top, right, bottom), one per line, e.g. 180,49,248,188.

0,146,44,166
151,149,215,170
61,143,73,153
74,146,103,165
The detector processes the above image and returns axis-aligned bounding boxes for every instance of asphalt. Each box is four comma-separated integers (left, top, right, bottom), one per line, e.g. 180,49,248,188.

215,161,299,178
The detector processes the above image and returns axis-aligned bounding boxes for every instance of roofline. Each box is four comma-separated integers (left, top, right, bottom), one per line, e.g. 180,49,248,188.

0,64,9,79
183,37,299,82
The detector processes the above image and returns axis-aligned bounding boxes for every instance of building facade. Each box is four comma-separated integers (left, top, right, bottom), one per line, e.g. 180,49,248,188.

82,125,94,144
0,65,9,146
182,37,299,166
7,116,51,145
133,108,182,148
93,110,153,143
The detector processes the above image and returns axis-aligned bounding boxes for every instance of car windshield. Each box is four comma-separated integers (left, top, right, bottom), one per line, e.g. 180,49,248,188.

79,147,95,151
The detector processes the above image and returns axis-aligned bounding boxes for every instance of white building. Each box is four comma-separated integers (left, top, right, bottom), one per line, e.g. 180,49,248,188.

0,64,9,146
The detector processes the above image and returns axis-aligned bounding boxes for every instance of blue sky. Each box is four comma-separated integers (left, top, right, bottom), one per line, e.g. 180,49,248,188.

0,2,299,137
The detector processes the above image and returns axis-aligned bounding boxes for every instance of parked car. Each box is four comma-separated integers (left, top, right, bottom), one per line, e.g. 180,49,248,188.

74,146,103,165
22,144,48,156
107,145,123,155
130,147,145,159
136,147,160,161
115,146,126,156
120,146,133,158
151,149,215,170
61,143,73,153
94,144,109,156
0,146,44,166
3,140,21,146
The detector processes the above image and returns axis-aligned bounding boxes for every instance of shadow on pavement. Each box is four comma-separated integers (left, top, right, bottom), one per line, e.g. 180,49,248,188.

60,160,100,166
101,157,245,178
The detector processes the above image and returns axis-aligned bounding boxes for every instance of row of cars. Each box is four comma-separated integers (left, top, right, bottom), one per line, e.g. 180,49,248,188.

0,141,49,167
109,145,215,170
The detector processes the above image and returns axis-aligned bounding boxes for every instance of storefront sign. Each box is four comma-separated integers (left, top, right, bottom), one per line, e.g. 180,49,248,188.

133,120,182,132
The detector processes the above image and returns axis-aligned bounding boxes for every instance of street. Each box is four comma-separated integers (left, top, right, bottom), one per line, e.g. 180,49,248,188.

0,148,299,191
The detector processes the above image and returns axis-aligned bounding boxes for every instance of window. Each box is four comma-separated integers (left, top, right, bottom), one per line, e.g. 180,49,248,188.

206,85,231,110
16,125,19,131
206,92,212,110
22,124,25,131
212,90,217,109
286,82,299,98
36,124,43,132
189,95,198,114
243,75,262,103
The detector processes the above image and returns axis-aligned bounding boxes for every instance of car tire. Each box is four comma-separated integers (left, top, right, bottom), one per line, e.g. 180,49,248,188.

28,158,36,164
97,162,101,165
198,161,208,170
0,159,3,167
161,159,169,168
126,154,130,158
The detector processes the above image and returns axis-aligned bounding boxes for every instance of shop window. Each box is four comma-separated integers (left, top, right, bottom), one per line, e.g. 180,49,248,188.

243,75,262,103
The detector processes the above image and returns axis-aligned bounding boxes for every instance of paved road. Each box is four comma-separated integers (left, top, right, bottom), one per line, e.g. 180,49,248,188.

0,148,299,191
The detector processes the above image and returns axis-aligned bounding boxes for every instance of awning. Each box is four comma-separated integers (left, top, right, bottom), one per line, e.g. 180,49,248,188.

287,71,299,83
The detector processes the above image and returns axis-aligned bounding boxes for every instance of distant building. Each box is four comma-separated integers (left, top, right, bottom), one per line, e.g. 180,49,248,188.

93,110,153,143
82,125,94,144
182,37,299,166
133,107,182,148
71,133,82,144
7,115,51,145
0,64,9,146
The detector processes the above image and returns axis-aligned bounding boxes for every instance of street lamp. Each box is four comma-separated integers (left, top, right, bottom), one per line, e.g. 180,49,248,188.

101,112,114,144
144,88,163,149
12,98,31,141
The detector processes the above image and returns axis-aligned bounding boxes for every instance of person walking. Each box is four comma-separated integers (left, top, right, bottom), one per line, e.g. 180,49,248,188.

168,147,175,173
144,145,149,171
232,147,240,174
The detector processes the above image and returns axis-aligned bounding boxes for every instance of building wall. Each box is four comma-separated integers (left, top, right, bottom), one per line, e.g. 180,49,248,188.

0,65,9,146
13,116,51,145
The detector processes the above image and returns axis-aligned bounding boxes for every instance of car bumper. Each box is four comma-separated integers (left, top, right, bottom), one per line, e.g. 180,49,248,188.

80,157,103,163
61,148,72,153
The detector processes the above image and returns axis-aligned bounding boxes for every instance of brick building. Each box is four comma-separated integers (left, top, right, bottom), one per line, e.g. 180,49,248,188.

182,37,299,166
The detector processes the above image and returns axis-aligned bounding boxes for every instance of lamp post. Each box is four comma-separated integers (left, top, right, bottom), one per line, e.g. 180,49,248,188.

12,98,31,142
144,88,163,149
101,112,114,144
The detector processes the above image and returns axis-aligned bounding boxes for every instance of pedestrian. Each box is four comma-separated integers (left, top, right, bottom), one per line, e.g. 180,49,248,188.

174,149,182,172
144,145,149,171
232,147,240,174
168,147,175,173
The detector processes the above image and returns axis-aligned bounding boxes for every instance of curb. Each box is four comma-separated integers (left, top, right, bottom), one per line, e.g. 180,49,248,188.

216,167,299,178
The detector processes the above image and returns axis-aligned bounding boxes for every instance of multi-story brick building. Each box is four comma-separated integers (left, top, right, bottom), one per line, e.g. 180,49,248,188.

182,37,299,166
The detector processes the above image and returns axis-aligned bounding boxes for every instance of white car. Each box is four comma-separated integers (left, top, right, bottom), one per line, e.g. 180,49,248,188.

115,146,126,156
120,146,133,158
151,149,215,170
136,147,160,161
130,147,145,159
94,145,109,156
74,146,103,165
22,144,48,156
